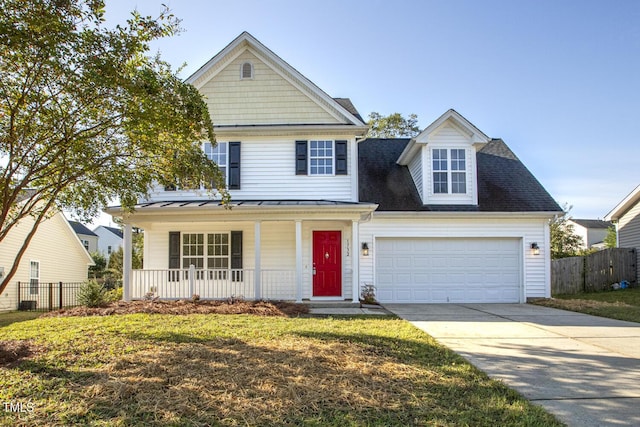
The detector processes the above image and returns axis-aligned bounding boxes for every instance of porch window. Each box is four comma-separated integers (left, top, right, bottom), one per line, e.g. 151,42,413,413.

207,233,229,279
182,233,204,269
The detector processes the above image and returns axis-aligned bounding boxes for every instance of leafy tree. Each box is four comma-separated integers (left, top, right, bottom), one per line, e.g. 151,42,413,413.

89,251,107,279
366,112,420,138
604,225,617,248
550,205,585,259
0,0,227,295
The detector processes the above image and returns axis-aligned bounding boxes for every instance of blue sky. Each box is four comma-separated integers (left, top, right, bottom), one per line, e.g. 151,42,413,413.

106,0,640,220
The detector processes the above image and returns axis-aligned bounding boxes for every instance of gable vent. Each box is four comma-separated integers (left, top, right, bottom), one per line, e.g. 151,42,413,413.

241,62,253,79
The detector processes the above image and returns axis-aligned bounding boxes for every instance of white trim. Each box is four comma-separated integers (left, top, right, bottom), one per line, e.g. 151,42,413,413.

351,220,359,304
240,61,254,80
295,220,303,303
254,221,261,299
123,224,132,302
605,183,640,221
308,140,335,176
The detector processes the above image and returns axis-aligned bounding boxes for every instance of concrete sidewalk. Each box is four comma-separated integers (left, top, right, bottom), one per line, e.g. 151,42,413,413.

385,303,640,427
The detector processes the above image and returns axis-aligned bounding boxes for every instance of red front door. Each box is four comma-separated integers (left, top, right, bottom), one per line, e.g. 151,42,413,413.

312,231,342,297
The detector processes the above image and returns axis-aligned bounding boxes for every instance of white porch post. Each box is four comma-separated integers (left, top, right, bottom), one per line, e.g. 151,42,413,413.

352,220,360,304
122,223,132,302
254,221,261,300
295,220,303,303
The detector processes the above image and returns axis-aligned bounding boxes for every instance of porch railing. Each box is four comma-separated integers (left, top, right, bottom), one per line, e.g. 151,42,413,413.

130,268,297,301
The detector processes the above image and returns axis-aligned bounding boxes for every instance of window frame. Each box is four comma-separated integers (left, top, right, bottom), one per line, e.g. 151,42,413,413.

204,141,228,185
181,232,231,279
240,61,254,80
308,140,335,176
29,260,39,295
431,148,468,195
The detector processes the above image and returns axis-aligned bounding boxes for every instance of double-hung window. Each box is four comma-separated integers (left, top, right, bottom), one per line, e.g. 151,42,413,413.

29,261,39,295
432,148,467,194
181,233,231,280
309,140,333,175
204,142,227,184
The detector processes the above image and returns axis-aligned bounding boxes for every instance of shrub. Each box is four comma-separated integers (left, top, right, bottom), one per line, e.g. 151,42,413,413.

77,280,109,308
105,286,123,303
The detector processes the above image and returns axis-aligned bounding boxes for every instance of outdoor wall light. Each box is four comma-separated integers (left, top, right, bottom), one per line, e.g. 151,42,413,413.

530,242,540,255
361,242,369,256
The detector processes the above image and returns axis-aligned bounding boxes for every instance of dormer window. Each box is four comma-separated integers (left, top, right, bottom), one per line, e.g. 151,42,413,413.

432,148,466,194
240,62,253,79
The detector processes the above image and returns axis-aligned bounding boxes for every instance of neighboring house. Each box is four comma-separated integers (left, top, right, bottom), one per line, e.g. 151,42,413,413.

0,212,94,312
105,32,562,304
567,219,612,250
605,184,640,283
69,221,98,254
93,225,123,259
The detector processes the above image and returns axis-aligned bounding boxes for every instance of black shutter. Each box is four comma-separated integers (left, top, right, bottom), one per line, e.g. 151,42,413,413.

168,232,181,282
231,231,243,282
169,232,181,268
229,141,241,189
295,140,307,175
335,140,348,175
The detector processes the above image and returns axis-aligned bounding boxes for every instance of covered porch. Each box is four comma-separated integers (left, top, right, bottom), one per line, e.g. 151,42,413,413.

109,200,377,303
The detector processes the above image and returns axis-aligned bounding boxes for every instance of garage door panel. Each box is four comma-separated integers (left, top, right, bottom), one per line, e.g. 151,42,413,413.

376,238,521,303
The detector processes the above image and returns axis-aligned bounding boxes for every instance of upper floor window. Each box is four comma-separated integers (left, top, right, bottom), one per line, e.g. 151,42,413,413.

81,239,90,251
309,140,333,175
204,142,228,184
432,148,466,194
241,62,253,79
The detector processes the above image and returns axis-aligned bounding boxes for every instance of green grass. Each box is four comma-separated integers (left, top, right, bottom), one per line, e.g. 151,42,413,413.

534,287,640,323
0,313,562,426
0,311,41,328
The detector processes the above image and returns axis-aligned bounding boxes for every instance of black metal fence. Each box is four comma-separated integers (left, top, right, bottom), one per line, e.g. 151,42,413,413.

17,281,85,312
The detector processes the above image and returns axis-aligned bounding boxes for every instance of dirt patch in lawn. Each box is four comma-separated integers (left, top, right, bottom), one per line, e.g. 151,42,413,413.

40,299,309,318
0,340,45,367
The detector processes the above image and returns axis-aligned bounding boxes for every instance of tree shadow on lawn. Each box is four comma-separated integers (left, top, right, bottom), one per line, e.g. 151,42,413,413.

6,326,561,426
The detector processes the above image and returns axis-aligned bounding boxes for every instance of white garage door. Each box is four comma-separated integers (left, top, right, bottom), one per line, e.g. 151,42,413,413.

375,238,521,303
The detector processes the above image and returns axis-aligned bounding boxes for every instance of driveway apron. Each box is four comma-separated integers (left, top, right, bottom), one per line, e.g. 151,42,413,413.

384,303,640,427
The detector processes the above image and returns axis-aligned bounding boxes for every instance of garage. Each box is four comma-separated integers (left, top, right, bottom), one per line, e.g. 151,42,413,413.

375,238,522,303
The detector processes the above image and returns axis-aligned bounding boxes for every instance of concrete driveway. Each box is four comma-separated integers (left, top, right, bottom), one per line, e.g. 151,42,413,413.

384,303,640,427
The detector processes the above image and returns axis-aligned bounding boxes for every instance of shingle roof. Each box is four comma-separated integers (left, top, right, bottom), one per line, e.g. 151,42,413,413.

69,221,97,236
333,98,365,123
570,219,612,229
358,138,562,212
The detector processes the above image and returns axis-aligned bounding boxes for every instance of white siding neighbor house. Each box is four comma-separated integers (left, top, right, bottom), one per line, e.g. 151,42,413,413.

606,184,640,283
567,219,611,250
93,225,123,259
106,32,562,304
69,221,98,254
0,212,94,312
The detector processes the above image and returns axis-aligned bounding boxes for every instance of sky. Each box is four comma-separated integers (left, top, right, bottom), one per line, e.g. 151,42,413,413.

101,0,640,222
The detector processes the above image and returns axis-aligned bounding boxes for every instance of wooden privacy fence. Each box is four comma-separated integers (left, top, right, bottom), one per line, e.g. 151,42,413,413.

551,248,637,295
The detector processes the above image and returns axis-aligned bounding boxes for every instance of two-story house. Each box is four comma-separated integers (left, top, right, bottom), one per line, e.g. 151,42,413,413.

106,32,561,304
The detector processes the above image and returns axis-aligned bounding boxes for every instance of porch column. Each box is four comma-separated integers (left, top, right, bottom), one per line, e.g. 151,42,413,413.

352,220,360,304
295,220,303,303
254,221,261,300
122,223,132,302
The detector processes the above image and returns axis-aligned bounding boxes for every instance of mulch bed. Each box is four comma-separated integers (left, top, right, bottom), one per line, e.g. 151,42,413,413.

39,299,309,318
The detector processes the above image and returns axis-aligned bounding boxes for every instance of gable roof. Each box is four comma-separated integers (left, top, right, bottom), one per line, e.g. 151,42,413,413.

68,221,97,237
605,184,640,221
397,109,491,165
95,225,123,239
186,31,366,130
359,138,562,213
569,219,612,229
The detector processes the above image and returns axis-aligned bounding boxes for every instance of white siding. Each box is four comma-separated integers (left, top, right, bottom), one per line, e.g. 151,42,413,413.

618,203,640,283
0,212,91,311
359,215,550,300
408,149,423,202
423,122,477,205
200,51,340,126
94,227,123,258
147,137,357,202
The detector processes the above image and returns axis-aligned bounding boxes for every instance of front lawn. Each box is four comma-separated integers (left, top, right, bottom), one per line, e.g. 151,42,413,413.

533,287,640,323
0,312,561,426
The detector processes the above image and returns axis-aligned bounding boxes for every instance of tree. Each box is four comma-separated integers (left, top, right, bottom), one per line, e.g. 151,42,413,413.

366,112,420,138
0,0,226,295
550,204,585,259
604,225,617,248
